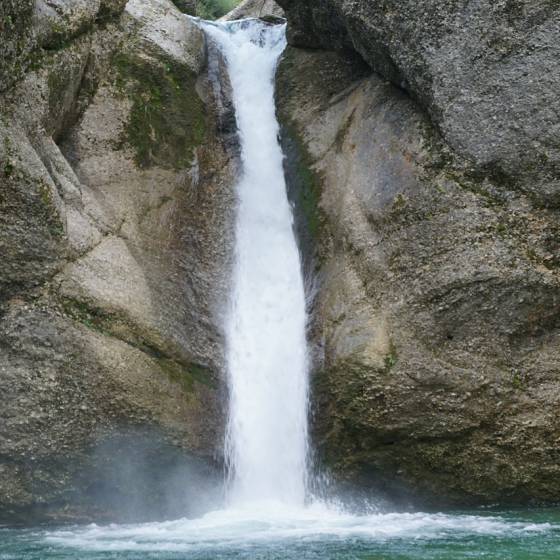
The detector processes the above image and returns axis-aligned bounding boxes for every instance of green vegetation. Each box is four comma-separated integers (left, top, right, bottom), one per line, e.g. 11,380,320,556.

281,123,326,243
37,179,64,237
171,0,242,19
61,297,113,334
113,52,206,170
295,145,324,241
384,342,398,372
157,358,217,392
197,0,241,19
3,135,14,178
61,297,216,392
511,370,524,390
392,193,407,213
3,160,14,178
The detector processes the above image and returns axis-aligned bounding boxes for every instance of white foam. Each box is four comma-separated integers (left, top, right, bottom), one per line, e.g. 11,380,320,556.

45,505,555,552
200,19,309,507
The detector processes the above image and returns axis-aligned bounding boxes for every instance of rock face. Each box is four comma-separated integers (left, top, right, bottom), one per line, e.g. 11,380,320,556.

3,0,559,522
277,0,560,207
276,5,560,506
0,0,237,524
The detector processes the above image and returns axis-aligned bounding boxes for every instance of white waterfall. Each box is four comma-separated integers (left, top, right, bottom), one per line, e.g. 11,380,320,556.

200,20,309,507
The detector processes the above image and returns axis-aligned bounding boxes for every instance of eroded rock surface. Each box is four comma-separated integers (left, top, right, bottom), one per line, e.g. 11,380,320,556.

277,0,560,207
277,44,560,506
0,0,236,523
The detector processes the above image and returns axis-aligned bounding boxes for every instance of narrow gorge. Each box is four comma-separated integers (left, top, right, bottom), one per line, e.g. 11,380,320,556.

1,0,559,558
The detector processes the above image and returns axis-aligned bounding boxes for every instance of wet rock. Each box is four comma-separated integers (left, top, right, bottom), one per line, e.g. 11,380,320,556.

277,0,560,207
276,45,560,507
0,0,236,524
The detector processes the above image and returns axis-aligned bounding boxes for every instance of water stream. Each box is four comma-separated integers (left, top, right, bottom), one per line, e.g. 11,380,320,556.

3,19,560,560
204,19,309,508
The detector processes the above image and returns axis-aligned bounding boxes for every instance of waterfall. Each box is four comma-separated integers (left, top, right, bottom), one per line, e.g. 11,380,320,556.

200,20,309,507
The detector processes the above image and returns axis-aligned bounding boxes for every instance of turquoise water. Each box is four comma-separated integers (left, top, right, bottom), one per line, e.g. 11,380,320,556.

2,506,560,559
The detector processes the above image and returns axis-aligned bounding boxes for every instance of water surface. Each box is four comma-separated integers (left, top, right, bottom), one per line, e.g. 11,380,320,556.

2,506,560,559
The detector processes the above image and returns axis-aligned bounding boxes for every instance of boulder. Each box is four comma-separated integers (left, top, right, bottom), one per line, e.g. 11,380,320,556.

277,0,560,206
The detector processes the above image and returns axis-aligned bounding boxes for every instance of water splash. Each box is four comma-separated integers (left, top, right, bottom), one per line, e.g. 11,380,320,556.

201,19,309,507
41,507,558,556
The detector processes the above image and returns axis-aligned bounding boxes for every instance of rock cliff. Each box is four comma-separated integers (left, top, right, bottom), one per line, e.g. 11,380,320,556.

276,1,560,506
278,0,560,206
0,0,236,523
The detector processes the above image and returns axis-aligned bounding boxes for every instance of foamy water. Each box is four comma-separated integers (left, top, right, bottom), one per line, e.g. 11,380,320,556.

41,507,556,555
201,19,309,507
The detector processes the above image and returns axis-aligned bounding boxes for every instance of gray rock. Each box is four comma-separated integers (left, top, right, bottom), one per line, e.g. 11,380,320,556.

0,0,128,93
0,0,236,524
276,45,560,507
277,0,560,206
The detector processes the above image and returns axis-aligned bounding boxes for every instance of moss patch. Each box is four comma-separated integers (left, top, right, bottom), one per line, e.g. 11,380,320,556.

113,52,206,170
281,123,326,242
157,358,216,393
196,0,241,19
170,0,197,15
384,342,398,372
61,297,113,334
0,0,35,92
61,296,217,391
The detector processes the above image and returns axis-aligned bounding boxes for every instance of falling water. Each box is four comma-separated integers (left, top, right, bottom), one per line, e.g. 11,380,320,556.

201,20,309,507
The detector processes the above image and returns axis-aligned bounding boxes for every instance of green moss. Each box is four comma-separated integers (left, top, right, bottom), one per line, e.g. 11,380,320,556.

38,180,64,237
281,123,326,242
333,109,356,151
495,220,508,236
157,358,216,393
158,359,195,392
197,0,241,19
0,0,35,92
61,297,112,334
511,370,524,390
3,159,14,178
391,193,407,213
298,157,324,240
525,246,558,270
47,62,70,116
170,0,196,14
450,174,504,207
384,342,398,372
62,296,217,391
113,52,206,170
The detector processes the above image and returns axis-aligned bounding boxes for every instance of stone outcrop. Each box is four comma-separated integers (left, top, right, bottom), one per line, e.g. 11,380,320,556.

276,3,560,506
3,0,559,521
0,0,236,524
277,0,560,207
